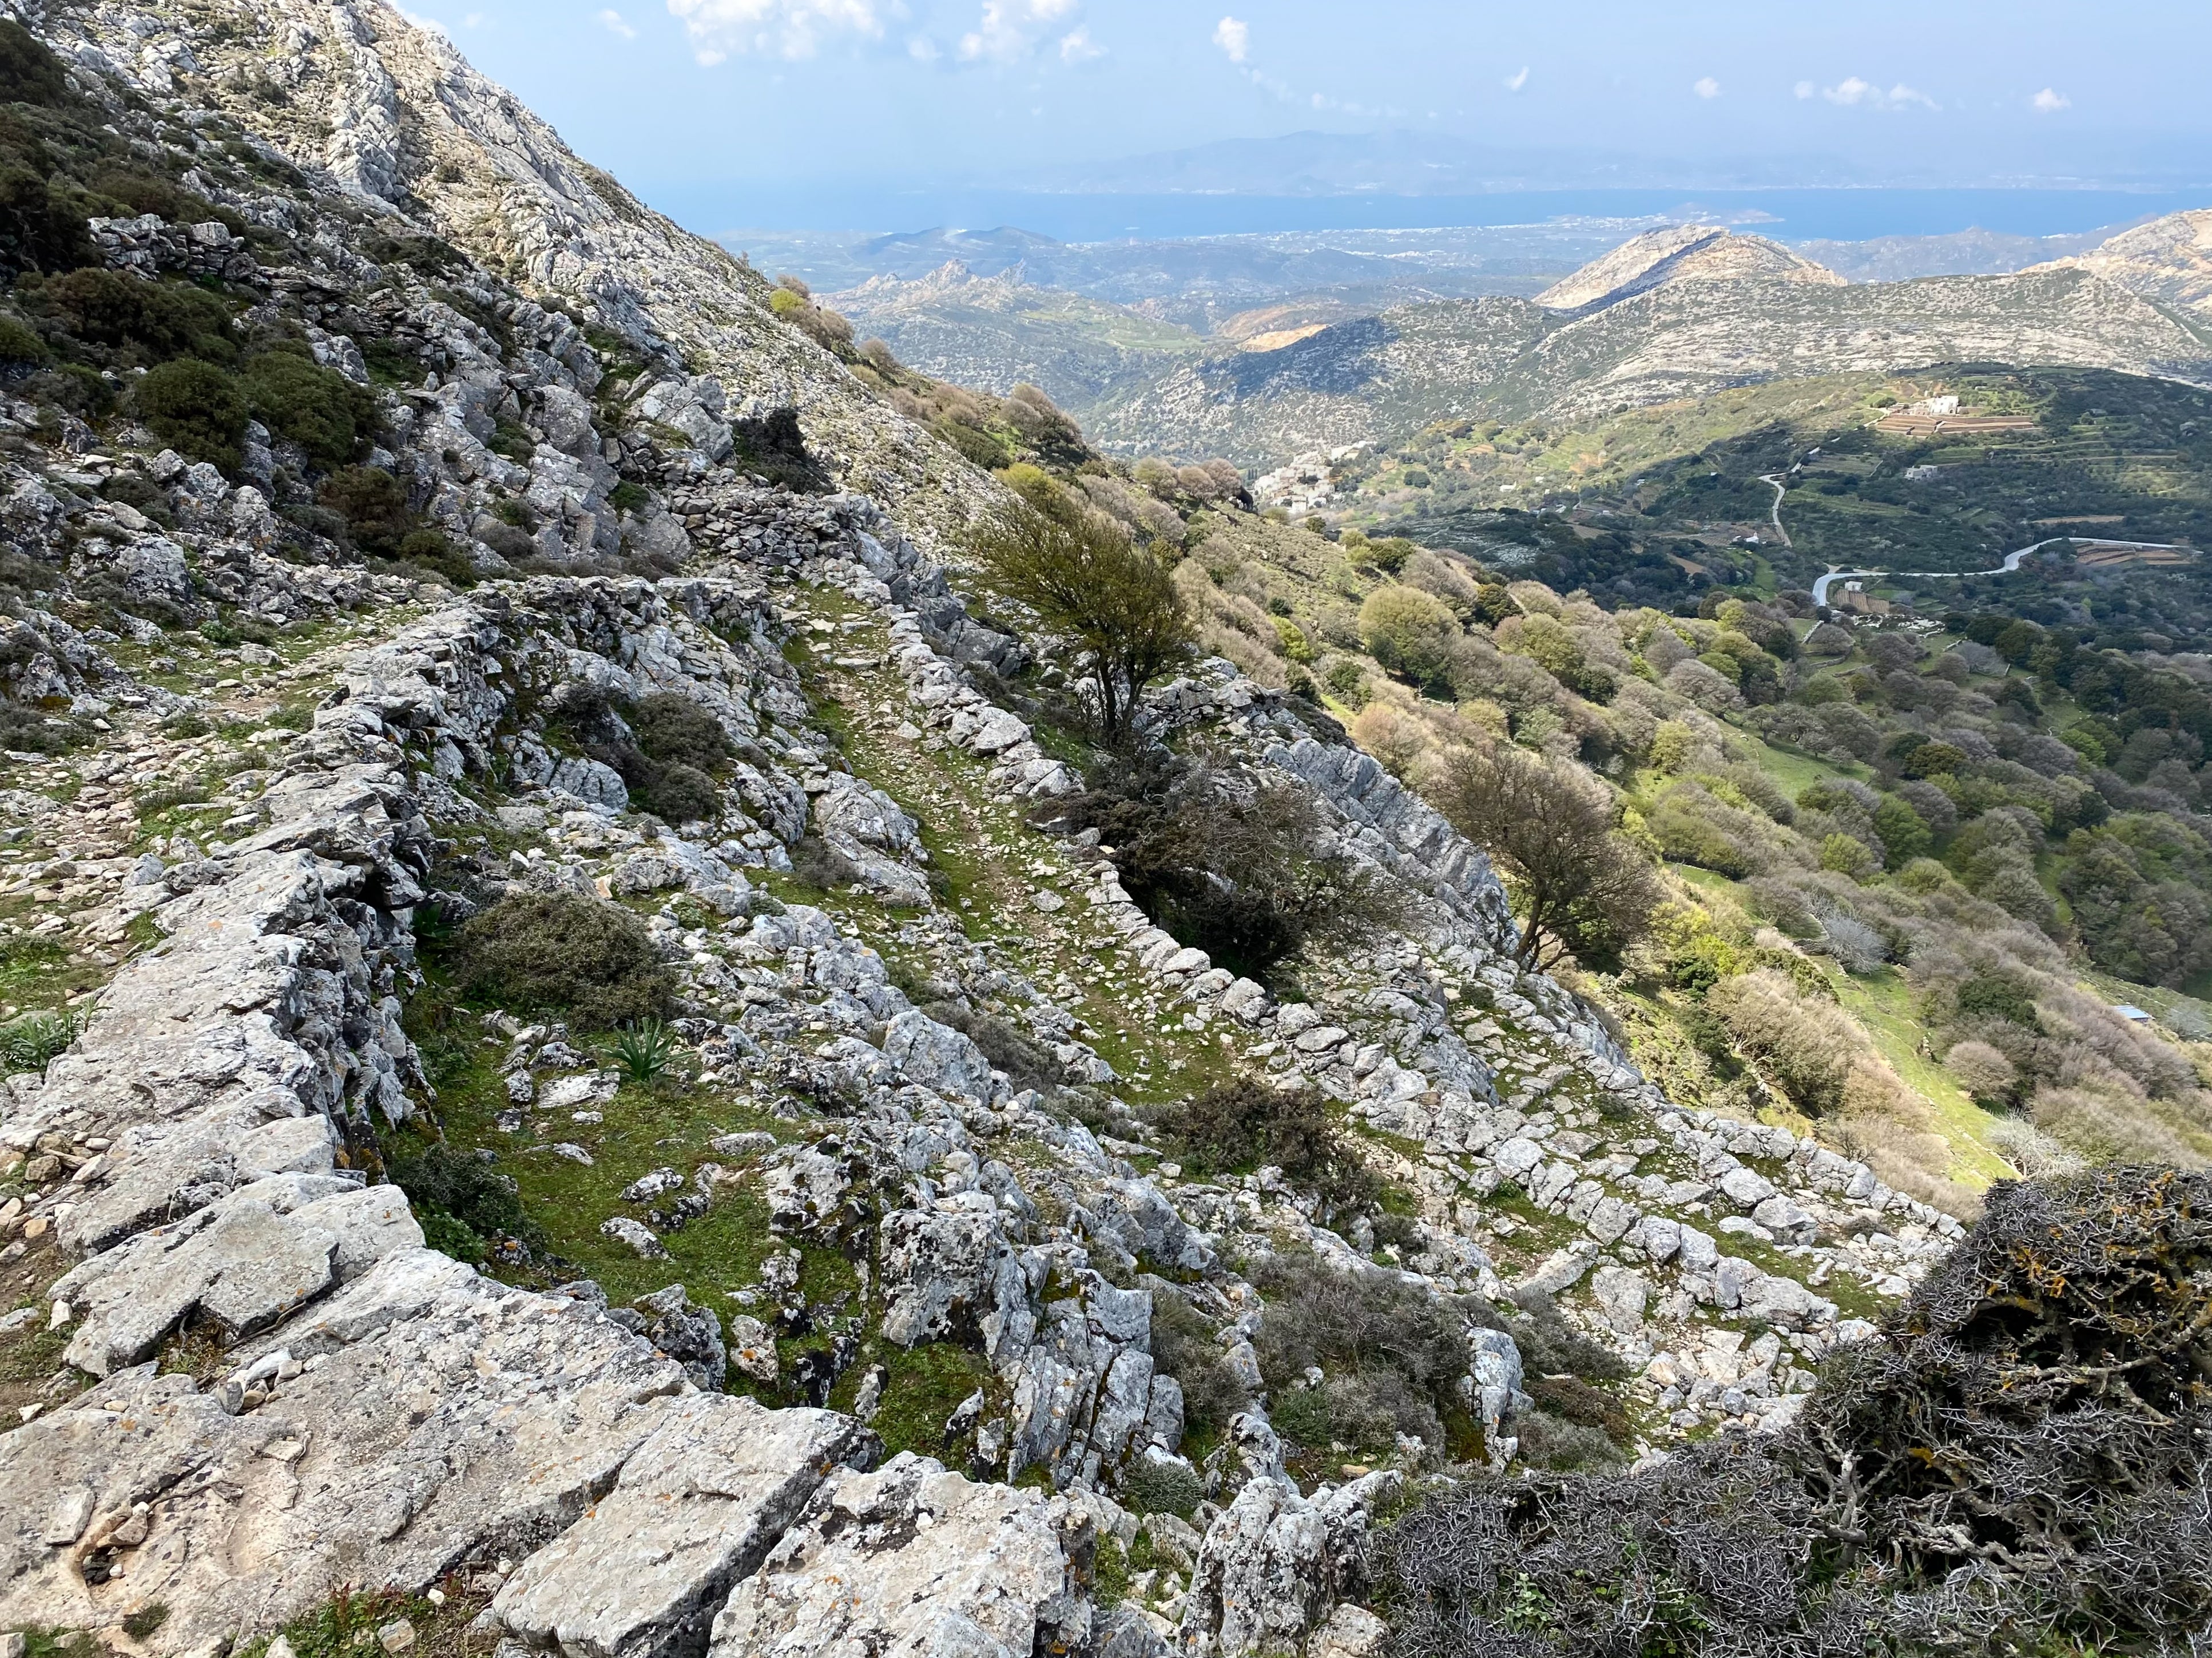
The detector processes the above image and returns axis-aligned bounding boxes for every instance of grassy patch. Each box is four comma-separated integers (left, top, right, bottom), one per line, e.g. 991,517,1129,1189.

1826,965,2013,1187
839,1339,989,1461
395,995,795,1304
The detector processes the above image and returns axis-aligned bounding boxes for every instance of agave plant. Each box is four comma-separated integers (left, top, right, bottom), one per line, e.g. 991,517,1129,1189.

611,1017,679,1087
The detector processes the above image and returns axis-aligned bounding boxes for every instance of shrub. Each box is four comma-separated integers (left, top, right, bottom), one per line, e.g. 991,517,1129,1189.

1359,584,1460,686
0,312,47,366
1707,967,1871,1114
395,527,478,588
0,19,71,105
244,348,378,469
1250,1254,1471,1457
1118,1458,1205,1518
1050,752,1398,981
136,358,248,469
1148,1284,1248,1439
447,891,677,1030
636,760,718,824
629,692,733,773
1164,1080,1378,1217
922,999,1065,1092
1944,1037,2017,1104
1500,1290,1631,1382
1511,1406,1625,1471
317,466,412,556
42,267,236,362
1385,1167,2212,1656
387,1142,546,1260
732,404,831,493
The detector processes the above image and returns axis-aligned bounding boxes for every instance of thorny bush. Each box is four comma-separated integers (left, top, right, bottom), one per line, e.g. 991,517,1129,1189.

1380,1167,2212,1657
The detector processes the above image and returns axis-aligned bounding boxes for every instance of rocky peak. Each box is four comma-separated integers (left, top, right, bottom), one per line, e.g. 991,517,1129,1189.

1535,224,1846,315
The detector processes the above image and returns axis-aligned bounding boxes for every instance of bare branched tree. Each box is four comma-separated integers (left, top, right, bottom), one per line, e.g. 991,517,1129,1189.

1431,744,1660,971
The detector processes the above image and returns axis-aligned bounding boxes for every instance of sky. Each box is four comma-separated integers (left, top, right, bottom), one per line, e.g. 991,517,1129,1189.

406,1,2212,232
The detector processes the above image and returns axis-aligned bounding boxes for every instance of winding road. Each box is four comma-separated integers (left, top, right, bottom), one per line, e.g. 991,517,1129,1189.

1757,473,1792,549
1810,537,2198,608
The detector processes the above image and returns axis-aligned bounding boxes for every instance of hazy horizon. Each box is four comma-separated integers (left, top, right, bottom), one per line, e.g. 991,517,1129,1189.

409,0,2212,241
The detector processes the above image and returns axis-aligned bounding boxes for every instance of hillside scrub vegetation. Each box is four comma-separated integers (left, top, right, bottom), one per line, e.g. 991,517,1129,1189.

1380,1165,2212,1658
1054,478,2212,1207
1045,749,1401,982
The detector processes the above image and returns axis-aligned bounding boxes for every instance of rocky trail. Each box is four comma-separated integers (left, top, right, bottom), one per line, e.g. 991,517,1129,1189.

0,5,1966,1657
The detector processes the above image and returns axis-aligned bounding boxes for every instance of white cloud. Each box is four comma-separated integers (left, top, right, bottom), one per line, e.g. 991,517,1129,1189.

1818,76,1939,111
908,34,939,60
398,8,448,34
1504,65,1528,93
598,9,637,38
958,0,1078,63
1059,25,1102,62
1794,79,1814,99
665,0,883,62
1693,76,1719,99
2031,86,2070,113
1212,16,1248,64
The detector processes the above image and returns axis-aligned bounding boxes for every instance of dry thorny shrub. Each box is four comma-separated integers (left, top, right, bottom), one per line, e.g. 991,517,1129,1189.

1379,1167,2212,1658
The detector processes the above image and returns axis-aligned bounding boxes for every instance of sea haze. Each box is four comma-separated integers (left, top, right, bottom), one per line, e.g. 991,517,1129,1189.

686,187,2209,247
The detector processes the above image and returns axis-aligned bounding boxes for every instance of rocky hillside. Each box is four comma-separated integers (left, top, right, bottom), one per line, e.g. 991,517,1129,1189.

2043,205,2212,319
1531,225,1844,316
1091,263,2212,467
13,0,1004,548
831,263,1206,415
0,13,1980,1658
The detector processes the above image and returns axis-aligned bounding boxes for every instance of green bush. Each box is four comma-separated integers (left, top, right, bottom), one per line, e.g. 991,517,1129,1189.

1165,1079,1378,1217
0,312,47,366
317,466,412,556
244,348,378,469
1359,584,1460,685
1118,1458,1205,1518
630,692,734,773
135,358,248,469
386,1142,546,1259
0,1010,82,1071
396,527,477,588
448,890,677,1030
0,19,70,105
42,267,236,363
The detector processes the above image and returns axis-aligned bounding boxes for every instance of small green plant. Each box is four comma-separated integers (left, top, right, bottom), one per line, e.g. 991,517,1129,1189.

0,1010,84,1071
121,1605,170,1640
611,1018,678,1086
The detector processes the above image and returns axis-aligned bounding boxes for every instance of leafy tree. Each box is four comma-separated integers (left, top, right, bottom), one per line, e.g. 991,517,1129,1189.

1872,794,1931,864
1432,745,1660,970
970,503,1193,745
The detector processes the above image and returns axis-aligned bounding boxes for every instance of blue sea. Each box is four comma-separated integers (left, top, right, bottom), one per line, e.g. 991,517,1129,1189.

665,185,2211,246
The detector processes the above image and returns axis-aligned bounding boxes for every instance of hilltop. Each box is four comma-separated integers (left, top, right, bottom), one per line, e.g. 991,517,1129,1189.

1532,225,1844,315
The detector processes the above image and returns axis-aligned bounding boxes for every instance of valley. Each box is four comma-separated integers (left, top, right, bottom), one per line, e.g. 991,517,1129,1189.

0,7,2206,1658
